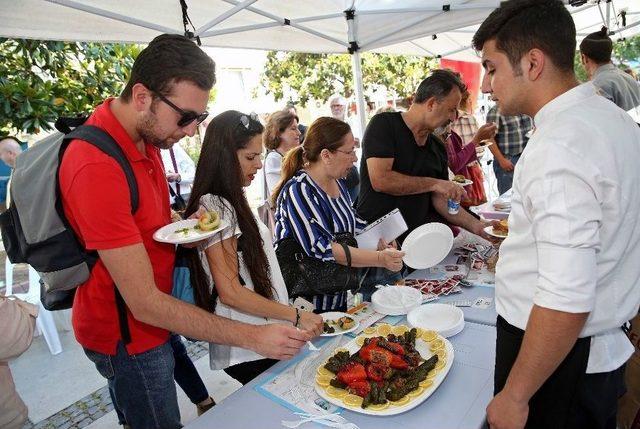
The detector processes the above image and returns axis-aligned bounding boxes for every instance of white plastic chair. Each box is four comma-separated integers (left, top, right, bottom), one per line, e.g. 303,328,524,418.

4,260,63,355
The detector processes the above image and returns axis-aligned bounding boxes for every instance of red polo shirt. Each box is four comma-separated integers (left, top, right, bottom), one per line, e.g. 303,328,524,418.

59,98,175,355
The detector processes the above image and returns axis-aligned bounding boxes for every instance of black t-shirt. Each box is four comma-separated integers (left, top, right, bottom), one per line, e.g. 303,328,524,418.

357,112,448,241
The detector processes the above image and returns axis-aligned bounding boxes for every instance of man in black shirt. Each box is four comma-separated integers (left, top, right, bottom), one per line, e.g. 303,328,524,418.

358,69,492,243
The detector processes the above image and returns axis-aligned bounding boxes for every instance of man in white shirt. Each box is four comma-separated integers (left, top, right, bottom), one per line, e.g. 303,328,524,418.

473,1,640,428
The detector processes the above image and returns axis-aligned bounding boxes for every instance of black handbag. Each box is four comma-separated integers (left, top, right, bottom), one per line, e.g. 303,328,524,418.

276,229,359,299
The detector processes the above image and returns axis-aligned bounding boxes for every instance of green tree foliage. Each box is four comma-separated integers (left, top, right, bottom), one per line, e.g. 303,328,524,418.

0,39,140,134
261,51,438,105
575,34,640,83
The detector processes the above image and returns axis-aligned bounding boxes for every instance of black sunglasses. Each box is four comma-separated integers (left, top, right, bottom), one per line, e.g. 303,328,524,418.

153,91,209,128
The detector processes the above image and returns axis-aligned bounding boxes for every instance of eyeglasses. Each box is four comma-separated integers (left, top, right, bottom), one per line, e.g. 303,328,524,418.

334,148,356,156
153,91,209,128
239,112,260,129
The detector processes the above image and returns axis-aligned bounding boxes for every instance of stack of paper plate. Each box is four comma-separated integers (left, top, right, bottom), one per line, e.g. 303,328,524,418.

407,304,465,338
371,286,422,316
401,223,453,269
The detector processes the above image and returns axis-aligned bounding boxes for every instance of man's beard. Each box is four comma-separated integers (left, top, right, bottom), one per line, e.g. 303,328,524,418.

137,114,174,150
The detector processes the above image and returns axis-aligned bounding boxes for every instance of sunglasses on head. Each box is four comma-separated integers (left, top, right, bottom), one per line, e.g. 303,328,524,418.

153,91,209,128
239,112,260,130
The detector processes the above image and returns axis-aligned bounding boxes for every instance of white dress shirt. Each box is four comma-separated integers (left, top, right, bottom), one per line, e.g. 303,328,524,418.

496,83,640,373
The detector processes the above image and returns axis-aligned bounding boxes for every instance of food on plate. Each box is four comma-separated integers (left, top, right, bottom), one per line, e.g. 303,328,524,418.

174,227,191,236
197,210,221,231
492,219,509,236
320,328,439,409
323,316,356,334
452,174,467,184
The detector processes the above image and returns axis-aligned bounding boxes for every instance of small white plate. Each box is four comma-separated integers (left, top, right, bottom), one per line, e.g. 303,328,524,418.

452,179,473,187
153,218,227,245
483,225,507,239
371,286,422,316
320,311,359,336
402,223,453,269
408,304,465,338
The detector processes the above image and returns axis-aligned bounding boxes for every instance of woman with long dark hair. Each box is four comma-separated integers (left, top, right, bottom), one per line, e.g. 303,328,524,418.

183,110,322,385
271,117,405,312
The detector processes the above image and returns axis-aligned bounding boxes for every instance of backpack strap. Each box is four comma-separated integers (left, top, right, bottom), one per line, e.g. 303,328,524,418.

64,126,139,213
62,125,140,345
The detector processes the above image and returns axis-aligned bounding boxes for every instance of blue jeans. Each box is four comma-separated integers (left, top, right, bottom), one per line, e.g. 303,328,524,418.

170,334,209,405
84,341,181,429
493,153,521,195
358,266,408,302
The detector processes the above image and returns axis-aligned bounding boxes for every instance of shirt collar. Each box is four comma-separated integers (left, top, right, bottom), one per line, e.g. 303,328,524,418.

89,98,149,162
534,83,598,130
594,63,616,76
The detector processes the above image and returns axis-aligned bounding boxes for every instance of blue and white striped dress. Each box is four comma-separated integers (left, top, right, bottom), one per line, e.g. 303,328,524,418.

274,170,367,312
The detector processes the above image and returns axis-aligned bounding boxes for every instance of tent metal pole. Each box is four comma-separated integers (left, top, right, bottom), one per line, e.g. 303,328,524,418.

195,0,257,37
201,21,283,38
347,11,367,137
606,1,611,30
361,12,445,50
45,0,178,34
222,0,349,48
358,3,498,15
577,18,640,37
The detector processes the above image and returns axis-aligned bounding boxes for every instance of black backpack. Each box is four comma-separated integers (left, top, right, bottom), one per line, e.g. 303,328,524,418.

0,117,138,342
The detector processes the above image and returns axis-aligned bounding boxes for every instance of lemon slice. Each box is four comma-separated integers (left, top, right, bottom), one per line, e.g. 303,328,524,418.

419,379,434,388
389,396,410,407
367,402,390,411
326,386,348,398
413,327,424,337
408,386,425,398
355,336,366,347
317,366,334,377
435,359,447,370
392,325,409,336
436,349,447,361
316,375,332,387
376,324,392,336
426,370,438,380
343,394,364,407
334,348,349,354
363,326,377,335
430,338,445,351
421,330,437,342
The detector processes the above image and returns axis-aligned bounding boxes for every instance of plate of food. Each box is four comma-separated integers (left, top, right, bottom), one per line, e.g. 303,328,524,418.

483,219,508,239
153,211,227,244
451,175,473,186
315,325,454,415
321,312,359,336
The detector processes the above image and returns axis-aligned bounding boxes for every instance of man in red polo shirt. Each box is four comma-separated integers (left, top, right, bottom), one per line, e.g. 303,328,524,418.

59,34,311,429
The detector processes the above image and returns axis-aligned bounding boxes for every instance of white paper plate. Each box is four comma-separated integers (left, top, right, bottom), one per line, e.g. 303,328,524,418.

315,330,455,416
401,223,453,269
452,179,473,186
153,218,227,245
321,311,360,337
407,304,465,338
371,286,422,316
483,225,507,239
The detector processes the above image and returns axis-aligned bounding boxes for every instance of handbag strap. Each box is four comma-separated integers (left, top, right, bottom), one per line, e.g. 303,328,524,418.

169,148,181,196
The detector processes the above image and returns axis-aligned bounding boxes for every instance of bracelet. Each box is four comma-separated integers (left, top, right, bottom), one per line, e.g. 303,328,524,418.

294,307,301,327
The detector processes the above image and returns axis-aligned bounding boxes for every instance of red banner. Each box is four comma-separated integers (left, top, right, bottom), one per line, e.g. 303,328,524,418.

440,59,482,111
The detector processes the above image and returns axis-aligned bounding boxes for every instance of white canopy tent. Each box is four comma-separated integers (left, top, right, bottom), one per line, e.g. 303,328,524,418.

2,0,639,129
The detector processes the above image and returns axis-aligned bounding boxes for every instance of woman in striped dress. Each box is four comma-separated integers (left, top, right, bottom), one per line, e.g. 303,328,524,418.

271,117,405,312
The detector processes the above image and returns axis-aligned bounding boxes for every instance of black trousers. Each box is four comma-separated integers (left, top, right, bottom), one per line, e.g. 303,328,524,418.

495,316,626,429
223,358,278,385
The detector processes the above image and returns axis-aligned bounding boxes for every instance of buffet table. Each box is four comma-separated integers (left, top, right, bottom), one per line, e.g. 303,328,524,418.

186,319,495,429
